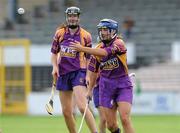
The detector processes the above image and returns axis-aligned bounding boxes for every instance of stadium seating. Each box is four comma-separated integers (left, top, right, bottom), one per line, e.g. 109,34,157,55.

0,0,180,64
130,62,180,92
0,0,180,92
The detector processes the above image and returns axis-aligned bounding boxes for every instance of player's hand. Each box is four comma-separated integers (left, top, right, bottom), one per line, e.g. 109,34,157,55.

70,40,83,51
86,89,93,102
86,79,91,100
52,66,59,78
86,77,90,87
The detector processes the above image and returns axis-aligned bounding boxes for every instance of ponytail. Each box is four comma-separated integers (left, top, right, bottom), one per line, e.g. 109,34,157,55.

56,23,67,30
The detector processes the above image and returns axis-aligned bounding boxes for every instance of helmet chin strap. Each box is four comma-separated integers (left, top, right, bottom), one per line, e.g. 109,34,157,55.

102,40,111,45
68,25,78,29
111,33,117,39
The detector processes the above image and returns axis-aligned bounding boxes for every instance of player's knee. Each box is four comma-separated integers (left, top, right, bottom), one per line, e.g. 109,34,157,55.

102,119,106,125
120,114,130,127
62,108,72,118
100,118,106,125
78,106,86,114
107,121,117,131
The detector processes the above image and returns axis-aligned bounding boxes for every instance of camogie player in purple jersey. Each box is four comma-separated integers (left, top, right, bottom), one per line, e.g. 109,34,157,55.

86,71,108,133
70,19,135,133
90,72,135,133
51,7,97,133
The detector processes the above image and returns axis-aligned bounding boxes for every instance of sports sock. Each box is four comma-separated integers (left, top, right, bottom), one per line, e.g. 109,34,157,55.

112,128,120,133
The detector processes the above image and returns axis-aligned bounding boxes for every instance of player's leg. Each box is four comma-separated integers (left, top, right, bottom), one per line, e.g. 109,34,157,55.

99,77,120,133
93,86,106,133
103,106,120,133
59,91,76,133
72,93,77,119
117,102,135,133
73,85,98,133
57,73,77,133
98,106,106,133
116,84,135,133
72,70,97,133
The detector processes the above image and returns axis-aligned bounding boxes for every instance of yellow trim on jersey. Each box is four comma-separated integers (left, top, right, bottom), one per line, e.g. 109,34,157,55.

55,27,91,69
79,28,90,69
117,54,128,74
94,42,103,63
116,39,129,74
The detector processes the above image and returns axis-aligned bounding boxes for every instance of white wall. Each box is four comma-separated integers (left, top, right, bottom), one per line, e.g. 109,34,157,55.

3,43,136,66
28,92,180,115
30,45,51,66
132,92,178,115
28,92,61,115
171,41,180,63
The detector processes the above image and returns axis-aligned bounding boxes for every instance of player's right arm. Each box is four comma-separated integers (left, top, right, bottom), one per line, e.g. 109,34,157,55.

70,41,108,57
86,56,99,100
51,53,59,77
86,70,98,100
51,30,61,78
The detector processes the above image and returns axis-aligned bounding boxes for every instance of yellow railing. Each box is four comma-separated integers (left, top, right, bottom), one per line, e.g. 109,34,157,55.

0,39,31,114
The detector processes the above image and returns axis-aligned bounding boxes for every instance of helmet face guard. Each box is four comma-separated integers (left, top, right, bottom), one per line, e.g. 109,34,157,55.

65,7,80,29
97,19,118,43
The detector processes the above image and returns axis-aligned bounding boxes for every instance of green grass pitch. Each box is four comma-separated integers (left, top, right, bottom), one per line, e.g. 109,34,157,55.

0,115,180,133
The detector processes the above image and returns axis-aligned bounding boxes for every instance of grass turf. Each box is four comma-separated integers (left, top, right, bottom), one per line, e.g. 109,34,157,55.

0,115,180,133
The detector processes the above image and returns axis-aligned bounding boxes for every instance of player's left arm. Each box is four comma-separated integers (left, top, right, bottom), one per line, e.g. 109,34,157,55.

104,39,127,57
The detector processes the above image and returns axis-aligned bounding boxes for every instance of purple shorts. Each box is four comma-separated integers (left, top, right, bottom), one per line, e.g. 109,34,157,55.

99,75,133,108
56,70,86,91
93,84,99,108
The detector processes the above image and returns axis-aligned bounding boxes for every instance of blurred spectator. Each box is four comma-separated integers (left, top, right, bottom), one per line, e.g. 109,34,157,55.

33,5,45,18
16,13,29,24
3,18,14,30
49,0,60,12
122,16,135,39
64,0,77,7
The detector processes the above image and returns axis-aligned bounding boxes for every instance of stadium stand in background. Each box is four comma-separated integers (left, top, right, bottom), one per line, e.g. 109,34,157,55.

0,0,180,92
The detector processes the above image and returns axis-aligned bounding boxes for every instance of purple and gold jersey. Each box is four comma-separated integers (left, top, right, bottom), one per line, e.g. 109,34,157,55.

88,37,128,79
51,27,92,75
